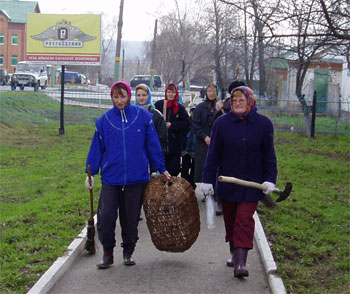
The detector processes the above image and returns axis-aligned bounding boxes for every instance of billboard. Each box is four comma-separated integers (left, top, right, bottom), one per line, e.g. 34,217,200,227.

26,14,101,65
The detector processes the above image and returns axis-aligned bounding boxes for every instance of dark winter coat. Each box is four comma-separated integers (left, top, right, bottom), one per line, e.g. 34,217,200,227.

202,111,277,203
147,106,168,156
192,99,217,182
154,99,190,155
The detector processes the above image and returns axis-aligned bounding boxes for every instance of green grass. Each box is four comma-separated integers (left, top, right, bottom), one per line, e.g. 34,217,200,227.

0,116,349,293
0,91,106,124
0,122,99,293
258,132,350,293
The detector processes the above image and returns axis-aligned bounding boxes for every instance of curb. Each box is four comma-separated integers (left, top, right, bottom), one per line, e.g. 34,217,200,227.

27,215,97,294
254,212,286,294
28,213,285,294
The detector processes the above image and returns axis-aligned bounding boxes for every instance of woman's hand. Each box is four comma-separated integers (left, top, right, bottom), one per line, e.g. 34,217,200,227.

215,100,224,111
162,170,171,181
166,122,171,129
204,136,211,146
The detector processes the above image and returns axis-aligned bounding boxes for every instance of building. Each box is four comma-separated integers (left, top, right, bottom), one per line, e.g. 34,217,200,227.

0,0,40,73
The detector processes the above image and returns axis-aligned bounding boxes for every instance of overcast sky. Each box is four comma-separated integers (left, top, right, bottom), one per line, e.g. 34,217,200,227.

31,0,186,42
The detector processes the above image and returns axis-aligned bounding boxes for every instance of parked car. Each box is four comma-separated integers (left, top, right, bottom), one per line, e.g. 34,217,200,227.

0,68,10,86
130,75,162,88
58,71,81,84
11,62,48,91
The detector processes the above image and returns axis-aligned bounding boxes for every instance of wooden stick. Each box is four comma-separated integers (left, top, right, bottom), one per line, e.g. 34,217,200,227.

163,98,167,122
87,165,94,220
218,175,268,192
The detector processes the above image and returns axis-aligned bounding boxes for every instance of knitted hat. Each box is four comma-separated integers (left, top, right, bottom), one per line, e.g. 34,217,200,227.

227,80,246,95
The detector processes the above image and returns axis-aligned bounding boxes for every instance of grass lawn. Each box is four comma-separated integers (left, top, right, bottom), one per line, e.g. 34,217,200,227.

0,122,349,293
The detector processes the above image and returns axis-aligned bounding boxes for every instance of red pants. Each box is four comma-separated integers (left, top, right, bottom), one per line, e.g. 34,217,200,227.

222,200,258,249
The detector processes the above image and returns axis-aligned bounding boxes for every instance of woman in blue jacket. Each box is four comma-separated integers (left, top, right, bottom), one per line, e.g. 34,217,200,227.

201,86,277,278
85,81,170,269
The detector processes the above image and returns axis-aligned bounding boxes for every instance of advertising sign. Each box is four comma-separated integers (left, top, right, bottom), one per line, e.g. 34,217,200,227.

26,14,101,65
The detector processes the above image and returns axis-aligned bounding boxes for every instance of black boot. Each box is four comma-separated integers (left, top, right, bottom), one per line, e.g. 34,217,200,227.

96,254,114,269
226,242,235,267
234,248,249,278
123,252,136,266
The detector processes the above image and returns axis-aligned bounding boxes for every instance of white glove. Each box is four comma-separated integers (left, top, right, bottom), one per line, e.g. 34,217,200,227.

262,181,275,194
201,183,214,196
85,175,94,190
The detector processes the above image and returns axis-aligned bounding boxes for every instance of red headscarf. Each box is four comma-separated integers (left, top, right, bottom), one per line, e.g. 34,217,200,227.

165,83,179,115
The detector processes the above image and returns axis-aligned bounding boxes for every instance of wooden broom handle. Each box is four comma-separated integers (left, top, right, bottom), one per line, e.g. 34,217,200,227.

87,165,94,220
218,176,267,192
163,99,167,122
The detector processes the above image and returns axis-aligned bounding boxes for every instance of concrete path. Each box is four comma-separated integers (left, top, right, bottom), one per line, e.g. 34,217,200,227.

46,188,272,294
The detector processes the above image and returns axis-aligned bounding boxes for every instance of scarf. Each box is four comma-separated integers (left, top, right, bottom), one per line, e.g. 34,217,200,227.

165,83,179,115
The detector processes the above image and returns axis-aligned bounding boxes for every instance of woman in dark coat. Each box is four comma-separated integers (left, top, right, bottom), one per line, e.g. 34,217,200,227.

201,86,277,278
135,84,167,158
155,83,190,176
192,83,219,184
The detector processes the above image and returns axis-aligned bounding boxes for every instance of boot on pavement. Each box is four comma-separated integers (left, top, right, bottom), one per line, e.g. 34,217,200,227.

227,242,235,267
96,254,114,269
234,248,249,278
123,253,136,266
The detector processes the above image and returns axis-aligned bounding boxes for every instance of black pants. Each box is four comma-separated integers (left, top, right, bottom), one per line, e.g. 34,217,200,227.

165,153,181,177
181,153,196,189
97,183,145,256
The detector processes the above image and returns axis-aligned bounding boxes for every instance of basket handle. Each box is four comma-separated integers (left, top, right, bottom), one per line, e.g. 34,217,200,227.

162,179,173,187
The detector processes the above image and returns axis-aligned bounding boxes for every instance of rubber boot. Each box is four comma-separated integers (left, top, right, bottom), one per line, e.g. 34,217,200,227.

234,248,249,278
96,254,114,269
226,242,235,267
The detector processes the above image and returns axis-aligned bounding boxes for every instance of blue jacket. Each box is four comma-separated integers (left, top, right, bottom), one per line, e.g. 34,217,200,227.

202,111,277,203
86,103,166,186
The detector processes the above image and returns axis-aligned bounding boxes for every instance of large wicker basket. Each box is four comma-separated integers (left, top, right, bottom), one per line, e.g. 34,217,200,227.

143,175,200,252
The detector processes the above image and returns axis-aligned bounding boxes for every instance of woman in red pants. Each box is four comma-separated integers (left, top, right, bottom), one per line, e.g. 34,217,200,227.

201,86,277,278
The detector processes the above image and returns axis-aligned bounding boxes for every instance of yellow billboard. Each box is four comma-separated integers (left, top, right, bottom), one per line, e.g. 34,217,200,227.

26,14,101,65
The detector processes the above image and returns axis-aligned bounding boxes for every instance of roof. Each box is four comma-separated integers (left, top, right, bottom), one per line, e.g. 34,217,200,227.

0,0,40,24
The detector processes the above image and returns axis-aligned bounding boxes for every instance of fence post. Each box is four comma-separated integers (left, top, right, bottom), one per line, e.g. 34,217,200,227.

59,65,65,136
311,90,317,138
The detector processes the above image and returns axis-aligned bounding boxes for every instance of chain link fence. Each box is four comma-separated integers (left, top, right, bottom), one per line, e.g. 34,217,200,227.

0,87,349,134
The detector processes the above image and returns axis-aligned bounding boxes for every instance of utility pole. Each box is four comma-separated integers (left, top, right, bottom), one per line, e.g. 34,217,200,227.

150,19,157,90
121,49,125,80
114,0,124,81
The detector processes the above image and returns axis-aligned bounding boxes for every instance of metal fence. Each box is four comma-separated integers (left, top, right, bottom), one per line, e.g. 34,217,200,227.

0,86,349,134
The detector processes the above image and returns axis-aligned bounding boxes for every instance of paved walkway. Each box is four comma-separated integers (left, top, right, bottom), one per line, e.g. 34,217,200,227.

47,188,271,294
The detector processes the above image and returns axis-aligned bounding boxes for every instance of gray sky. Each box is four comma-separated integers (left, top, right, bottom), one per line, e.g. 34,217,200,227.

31,0,185,41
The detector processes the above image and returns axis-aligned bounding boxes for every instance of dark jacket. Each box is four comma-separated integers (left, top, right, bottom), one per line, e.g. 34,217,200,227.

155,99,190,155
192,100,217,154
147,106,168,156
192,100,217,182
202,111,277,203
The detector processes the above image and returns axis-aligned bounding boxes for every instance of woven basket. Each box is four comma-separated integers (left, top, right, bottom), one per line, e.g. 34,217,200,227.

143,175,200,252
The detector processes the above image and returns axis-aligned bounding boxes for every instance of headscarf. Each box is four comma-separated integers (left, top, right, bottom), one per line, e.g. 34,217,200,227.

165,83,179,115
134,83,155,108
110,81,131,101
230,86,257,119
204,82,219,102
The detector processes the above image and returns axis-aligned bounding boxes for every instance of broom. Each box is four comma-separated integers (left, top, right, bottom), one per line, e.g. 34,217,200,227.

84,165,96,254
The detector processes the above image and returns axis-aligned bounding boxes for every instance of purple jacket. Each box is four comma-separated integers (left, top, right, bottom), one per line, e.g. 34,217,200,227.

202,111,277,203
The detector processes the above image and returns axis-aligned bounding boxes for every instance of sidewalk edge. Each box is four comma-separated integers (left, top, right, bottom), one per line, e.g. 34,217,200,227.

254,212,286,294
27,215,97,294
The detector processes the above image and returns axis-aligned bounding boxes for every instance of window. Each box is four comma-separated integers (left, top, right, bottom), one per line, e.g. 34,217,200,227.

0,54,3,65
0,34,4,45
12,34,18,45
11,55,17,66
